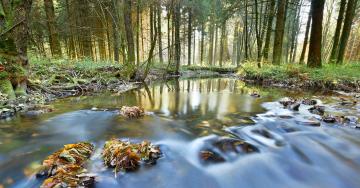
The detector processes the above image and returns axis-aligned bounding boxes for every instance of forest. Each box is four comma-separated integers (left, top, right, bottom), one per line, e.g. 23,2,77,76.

0,0,360,188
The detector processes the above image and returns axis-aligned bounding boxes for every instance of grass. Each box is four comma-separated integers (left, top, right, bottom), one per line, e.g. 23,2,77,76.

239,62,360,83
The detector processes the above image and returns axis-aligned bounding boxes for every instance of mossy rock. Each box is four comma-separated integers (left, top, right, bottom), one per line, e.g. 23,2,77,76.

0,79,15,100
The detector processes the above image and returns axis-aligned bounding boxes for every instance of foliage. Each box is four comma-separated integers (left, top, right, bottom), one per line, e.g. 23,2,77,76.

120,106,145,119
102,139,161,175
37,142,95,188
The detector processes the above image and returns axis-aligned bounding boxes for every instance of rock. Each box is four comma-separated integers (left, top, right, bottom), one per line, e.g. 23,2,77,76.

302,98,317,105
199,137,258,165
308,105,325,116
279,98,302,111
0,108,15,119
250,93,261,98
322,115,337,123
120,106,145,119
199,151,225,164
339,99,357,106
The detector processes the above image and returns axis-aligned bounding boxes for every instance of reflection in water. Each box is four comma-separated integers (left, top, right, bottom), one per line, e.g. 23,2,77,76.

0,78,359,188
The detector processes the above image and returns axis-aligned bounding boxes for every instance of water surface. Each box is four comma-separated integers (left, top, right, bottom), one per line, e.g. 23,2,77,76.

0,78,359,188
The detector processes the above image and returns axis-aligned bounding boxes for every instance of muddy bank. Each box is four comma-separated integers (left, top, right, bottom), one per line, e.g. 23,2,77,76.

238,75,360,93
0,64,166,120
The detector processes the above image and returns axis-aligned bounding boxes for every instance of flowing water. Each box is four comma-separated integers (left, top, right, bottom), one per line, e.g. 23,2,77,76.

0,78,360,188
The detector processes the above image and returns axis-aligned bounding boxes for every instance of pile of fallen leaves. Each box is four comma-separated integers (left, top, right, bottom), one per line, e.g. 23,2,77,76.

102,139,161,174
120,106,145,119
37,142,95,188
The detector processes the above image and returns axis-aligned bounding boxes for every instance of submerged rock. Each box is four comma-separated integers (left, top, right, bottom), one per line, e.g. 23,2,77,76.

120,106,145,119
339,98,357,106
308,105,325,116
199,137,258,165
102,139,161,174
36,142,95,188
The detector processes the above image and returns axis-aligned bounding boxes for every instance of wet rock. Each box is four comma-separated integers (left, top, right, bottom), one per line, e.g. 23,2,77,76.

36,142,95,188
199,137,258,165
102,139,161,174
296,118,321,127
279,98,301,111
22,105,54,117
0,108,15,119
322,115,337,123
120,106,145,119
339,98,357,106
302,98,317,105
343,116,359,124
250,93,261,98
199,151,225,164
308,105,325,116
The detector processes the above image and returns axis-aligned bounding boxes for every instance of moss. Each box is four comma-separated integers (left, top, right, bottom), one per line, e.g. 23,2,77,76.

0,79,15,99
14,85,26,96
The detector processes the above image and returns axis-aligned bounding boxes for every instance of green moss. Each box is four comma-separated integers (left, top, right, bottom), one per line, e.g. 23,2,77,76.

0,79,15,99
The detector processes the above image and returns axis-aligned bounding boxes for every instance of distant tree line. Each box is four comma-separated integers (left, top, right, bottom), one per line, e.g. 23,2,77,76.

0,0,359,96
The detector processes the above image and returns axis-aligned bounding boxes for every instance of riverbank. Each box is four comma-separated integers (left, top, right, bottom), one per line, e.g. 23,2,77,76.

238,62,360,92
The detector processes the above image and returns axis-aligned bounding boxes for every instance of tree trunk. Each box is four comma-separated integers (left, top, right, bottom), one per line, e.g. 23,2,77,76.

187,5,192,66
263,0,275,60
299,9,311,64
307,0,325,68
123,0,135,67
44,0,62,57
329,0,347,63
157,1,163,64
336,0,357,64
174,0,181,74
200,24,205,65
272,0,287,65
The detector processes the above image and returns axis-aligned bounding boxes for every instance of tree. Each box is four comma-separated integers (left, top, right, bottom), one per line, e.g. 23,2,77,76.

337,0,358,64
44,0,62,57
123,0,136,75
307,0,325,68
329,0,347,64
299,8,311,64
272,0,287,65
0,0,33,98
173,0,181,74
262,0,275,60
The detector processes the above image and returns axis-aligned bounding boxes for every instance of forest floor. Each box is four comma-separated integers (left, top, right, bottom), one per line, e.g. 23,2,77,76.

238,62,360,93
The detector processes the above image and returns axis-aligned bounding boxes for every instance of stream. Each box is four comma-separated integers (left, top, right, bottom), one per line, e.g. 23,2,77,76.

0,78,360,188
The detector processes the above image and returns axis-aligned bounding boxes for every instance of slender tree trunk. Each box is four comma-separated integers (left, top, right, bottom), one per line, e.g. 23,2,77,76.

329,0,347,63
136,0,141,65
272,0,287,64
187,5,192,66
200,24,205,65
337,0,357,64
44,0,62,57
174,0,181,74
157,1,163,64
254,0,261,67
123,0,135,67
263,0,275,60
244,0,249,60
307,0,325,68
299,9,312,64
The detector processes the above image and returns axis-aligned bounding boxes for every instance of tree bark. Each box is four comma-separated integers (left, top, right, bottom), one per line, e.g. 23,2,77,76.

272,0,287,65
299,8,311,64
329,0,347,63
263,0,275,60
123,0,135,66
336,0,357,64
44,0,62,57
307,0,325,68
174,0,181,74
